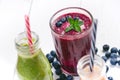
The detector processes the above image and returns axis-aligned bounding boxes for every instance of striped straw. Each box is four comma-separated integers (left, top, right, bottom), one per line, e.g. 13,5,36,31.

89,19,98,71
24,0,34,54
25,15,33,54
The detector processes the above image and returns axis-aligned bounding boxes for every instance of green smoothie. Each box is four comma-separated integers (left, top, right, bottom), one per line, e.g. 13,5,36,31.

17,48,53,80
15,32,53,80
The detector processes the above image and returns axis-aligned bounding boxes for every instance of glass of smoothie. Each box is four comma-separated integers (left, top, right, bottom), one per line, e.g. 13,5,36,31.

77,55,107,80
14,31,53,80
49,7,93,75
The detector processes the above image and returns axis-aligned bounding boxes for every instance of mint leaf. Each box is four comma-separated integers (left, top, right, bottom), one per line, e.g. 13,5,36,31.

78,21,83,26
65,25,73,32
74,25,81,32
68,18,74,24
65,17,83,32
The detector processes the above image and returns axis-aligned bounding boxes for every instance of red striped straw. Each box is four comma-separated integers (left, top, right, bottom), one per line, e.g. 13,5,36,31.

25,15,33,54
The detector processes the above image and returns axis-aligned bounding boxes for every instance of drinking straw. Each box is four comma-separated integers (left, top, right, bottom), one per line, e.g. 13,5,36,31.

24,0,34,54
28,0,34,16
25,15,33,54
89,19,98,71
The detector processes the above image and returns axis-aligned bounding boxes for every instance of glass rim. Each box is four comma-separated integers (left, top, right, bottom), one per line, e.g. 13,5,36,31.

49,7,94,36
77,54,105,76
15,31,39,49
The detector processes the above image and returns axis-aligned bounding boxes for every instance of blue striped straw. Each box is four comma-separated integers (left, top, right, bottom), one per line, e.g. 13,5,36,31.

89,19,98,72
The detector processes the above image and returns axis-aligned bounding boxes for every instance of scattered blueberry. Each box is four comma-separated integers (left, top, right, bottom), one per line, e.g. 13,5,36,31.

66,75,73,80
102,56,108,62
103,44,110,52
47,55,54,63
61,17,67,23
56,21,63,27
106,65,109,73
110,58,117,65
111,47,118,53
50,50,57,58
55,68,62,75
59,74,66,80
108,76,113,80
110,53,118,59
105,52,111,59
95,47,98,54
52,61,61,69
46,53,51,58
47,46,119,79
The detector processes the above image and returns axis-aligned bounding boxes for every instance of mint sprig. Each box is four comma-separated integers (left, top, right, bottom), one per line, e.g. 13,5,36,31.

65,17,83,32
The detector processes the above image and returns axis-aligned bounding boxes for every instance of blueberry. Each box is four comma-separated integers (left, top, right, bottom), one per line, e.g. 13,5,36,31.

110,53,118,59
52,61,61,69
66,15,72,21
60,74,66,80
95,47,98,54
55,68,62,75
102,56,108,62
61,17,67,23
73,17,80,20
108,76,113,80
50,50,57,58
110,58,117,65
103,44,110,52
46,53,51,58
66,75,73,80
105,52,111,59
47,55,54,63
111,47,118,53
106,65,109,73
56,21,63,27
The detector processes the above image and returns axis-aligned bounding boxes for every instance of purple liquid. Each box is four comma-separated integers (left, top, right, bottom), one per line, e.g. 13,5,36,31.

51,13,92,75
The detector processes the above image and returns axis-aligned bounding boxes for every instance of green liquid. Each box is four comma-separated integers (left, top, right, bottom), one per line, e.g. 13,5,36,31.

17,49,53,80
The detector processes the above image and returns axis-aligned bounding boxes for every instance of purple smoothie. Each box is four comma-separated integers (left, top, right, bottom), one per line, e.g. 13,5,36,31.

50,7,93,75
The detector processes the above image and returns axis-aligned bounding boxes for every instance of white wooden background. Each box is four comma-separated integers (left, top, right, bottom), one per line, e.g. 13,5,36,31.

0,0,120,80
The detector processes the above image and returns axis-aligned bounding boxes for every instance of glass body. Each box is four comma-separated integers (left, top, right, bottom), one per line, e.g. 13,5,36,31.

50,7,93,75
77,55,107,80
14,31,53,80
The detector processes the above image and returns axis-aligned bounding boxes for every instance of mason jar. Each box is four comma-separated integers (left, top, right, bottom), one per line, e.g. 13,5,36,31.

14,31,53,80
77,54,107,80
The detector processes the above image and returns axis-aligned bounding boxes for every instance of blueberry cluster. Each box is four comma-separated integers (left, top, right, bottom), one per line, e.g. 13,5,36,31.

102,44,120,66
55,15,80,28
46,50,73,80
101,44,120,80
46,44,118,80
55,17,67,27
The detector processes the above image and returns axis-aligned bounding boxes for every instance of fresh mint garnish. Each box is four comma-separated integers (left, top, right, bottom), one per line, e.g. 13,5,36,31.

65,17,83,32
